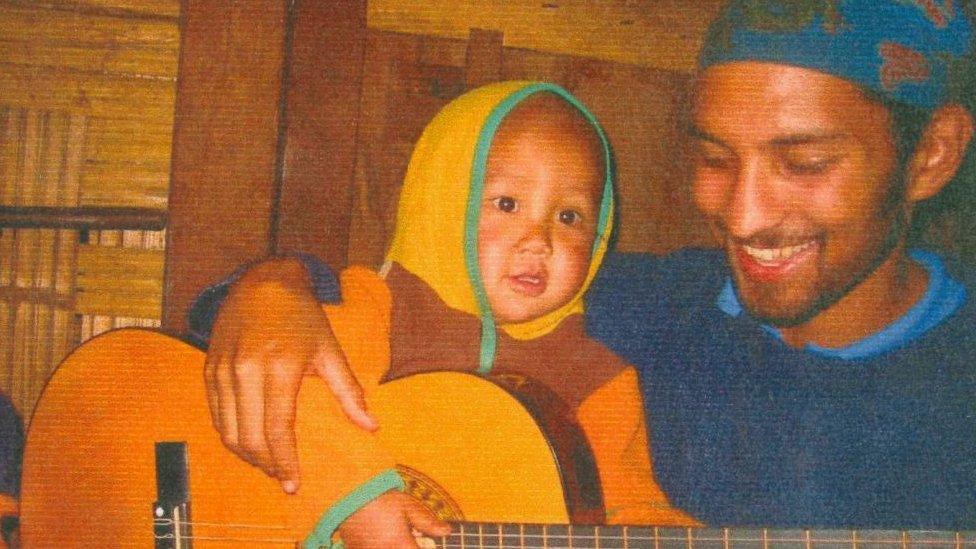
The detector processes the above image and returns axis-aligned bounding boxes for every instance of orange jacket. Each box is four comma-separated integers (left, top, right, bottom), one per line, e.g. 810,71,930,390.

306,266,695,542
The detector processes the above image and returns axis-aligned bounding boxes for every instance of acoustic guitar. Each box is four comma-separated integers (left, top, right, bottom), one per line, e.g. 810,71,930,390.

19,330,976,547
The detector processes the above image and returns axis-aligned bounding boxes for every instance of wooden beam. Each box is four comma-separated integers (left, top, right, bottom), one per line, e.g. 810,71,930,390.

465,28,504,88
273,0,367,268
163,0,288,332
0,206,166,231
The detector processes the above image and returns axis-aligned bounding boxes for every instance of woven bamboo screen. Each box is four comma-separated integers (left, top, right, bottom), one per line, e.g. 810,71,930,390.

0,108,87,423
0,1,179,422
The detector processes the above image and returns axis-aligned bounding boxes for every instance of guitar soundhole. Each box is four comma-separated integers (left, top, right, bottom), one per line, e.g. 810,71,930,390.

396,464,464,521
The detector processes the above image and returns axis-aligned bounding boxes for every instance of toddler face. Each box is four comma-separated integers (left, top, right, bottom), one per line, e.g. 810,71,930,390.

477,96,605,324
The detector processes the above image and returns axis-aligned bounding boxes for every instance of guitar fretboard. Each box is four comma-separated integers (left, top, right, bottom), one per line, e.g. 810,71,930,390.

430,523,976,548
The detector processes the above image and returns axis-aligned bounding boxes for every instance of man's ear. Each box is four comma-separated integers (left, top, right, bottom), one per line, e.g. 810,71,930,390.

906,103,975,203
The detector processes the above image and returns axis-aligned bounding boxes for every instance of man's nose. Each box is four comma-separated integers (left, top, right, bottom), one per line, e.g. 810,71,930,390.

724,159,784,239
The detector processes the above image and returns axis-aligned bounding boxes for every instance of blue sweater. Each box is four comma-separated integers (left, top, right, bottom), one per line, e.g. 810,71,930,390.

189,250,976,529
585,249,976,529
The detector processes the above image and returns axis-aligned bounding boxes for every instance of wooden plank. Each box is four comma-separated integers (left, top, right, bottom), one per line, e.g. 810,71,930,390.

418,33,467,68
367,0,722,73
0,5,179,47
273,0,367,268
5,0,181,19
162,0,288,331
80,163,169,208
55,113,86,294
346,31,402,267
0,63,177,120
85,121,172,166
0,108,21,287
75,243,164,318
501,47,713,254
13,110,41,290
11,302,29,414
465,28,503,88
0,40,178,79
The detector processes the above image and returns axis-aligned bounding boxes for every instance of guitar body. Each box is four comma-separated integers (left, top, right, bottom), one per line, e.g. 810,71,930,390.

20,329,583,547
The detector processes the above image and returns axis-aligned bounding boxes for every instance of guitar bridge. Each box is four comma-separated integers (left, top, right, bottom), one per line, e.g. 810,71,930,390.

153,441,193,549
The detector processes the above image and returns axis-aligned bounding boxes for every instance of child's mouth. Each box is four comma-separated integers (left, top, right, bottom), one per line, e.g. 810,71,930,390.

508,272,547,297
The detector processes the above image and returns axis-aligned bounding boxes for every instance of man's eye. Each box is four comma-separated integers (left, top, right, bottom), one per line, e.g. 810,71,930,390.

558,210,582,225
492,196,518,212
784,156,834,176
694,147,735,170
692,140,735,169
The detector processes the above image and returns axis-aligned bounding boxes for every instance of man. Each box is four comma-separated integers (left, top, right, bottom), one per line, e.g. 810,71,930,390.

194,0,976,529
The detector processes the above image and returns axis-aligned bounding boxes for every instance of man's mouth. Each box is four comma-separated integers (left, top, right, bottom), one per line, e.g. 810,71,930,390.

742,241,815,265
736,240,819,281
508,271,547,297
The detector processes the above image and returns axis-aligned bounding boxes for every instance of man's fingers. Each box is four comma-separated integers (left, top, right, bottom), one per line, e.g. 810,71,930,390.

265,358,304,493
203,351,223,432
232,358,275,477
213,357,242,456
312,339,378,431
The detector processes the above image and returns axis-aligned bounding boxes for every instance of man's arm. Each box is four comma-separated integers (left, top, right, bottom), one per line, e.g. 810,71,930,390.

193,255,376,493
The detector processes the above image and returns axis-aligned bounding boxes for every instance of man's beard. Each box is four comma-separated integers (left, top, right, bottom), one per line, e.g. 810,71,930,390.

739,171,910,328
746,210,906,328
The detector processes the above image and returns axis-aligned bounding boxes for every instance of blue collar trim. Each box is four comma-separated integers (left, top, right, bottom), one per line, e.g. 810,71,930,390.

715,250,967,360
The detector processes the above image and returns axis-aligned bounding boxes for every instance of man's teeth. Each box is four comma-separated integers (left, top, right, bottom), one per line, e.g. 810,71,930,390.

742,242,813,264
518,275,541,284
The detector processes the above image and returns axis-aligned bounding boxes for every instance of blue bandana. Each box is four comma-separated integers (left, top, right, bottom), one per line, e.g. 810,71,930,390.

699,0,973,110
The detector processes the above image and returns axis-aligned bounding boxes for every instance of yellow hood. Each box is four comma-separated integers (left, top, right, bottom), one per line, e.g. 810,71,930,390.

385,81,615,373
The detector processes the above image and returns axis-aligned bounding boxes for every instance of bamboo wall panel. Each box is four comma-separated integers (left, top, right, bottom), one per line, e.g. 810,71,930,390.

0,3,179,78
75,241,164,319
77,229,163,343
0,107,86,423
0,1,178,421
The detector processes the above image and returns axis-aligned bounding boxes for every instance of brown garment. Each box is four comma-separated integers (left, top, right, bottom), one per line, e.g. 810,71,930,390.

386,265,628,410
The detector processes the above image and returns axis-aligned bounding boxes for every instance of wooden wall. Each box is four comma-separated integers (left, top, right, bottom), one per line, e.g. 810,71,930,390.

0,0,178,421
345,28,713,268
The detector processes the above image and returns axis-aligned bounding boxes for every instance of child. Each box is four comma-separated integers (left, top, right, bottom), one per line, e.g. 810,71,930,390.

217,81,695,547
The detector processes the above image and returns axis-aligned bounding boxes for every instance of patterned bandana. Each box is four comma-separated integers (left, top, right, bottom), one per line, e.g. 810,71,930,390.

699,0,973,110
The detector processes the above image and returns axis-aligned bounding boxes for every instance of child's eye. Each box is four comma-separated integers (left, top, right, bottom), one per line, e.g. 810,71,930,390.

492,196,518,213
558,210,582,225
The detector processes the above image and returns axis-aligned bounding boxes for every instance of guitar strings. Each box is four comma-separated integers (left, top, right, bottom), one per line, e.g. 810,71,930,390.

155,518,289,530
152,520,976,548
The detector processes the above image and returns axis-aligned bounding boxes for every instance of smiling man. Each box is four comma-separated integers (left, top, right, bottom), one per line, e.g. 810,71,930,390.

193,0,976,530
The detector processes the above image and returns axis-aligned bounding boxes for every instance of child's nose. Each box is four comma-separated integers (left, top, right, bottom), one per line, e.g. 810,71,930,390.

517,223,552,256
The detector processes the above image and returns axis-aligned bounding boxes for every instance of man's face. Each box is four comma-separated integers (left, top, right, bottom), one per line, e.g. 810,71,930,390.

690,61,905,326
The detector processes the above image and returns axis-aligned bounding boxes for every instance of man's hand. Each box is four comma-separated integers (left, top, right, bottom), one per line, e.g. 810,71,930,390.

202,257,378,493
337,491,452,549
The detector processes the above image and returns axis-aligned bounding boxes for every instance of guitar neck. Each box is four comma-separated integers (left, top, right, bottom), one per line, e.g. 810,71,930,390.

433,523,976,548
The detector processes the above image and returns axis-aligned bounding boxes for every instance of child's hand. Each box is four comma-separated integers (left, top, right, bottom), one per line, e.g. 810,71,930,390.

337,491,452,549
